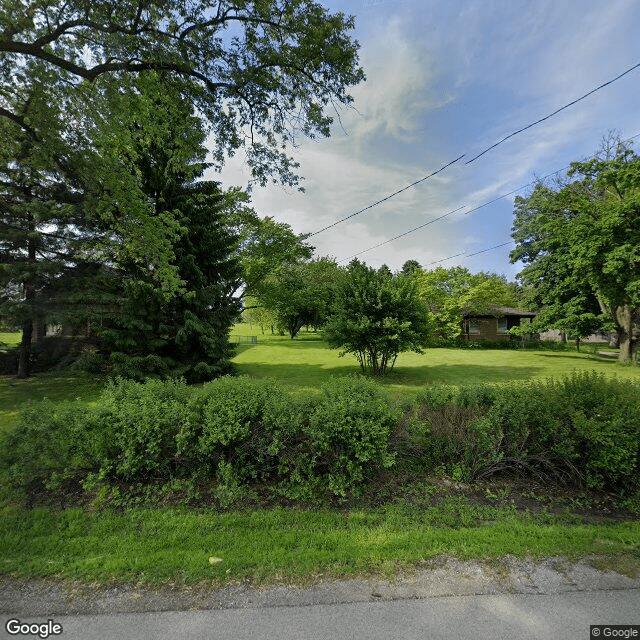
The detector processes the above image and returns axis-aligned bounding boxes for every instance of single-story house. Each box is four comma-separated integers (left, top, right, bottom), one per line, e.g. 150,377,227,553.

460,306,537,341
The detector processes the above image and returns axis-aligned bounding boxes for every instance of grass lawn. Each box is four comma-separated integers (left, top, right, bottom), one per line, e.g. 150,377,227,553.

231,324,640,397
2,502,638,585
0,370,107,434
1,325,639,588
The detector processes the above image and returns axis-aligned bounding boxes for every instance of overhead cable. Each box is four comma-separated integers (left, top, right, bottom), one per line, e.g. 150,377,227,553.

425,241,514,267
307,61,640,238
465,61,640,164
306,154,465,238
335,130,640,264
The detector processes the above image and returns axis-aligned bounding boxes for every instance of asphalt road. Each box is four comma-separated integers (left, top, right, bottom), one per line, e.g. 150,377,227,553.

3,590,639,640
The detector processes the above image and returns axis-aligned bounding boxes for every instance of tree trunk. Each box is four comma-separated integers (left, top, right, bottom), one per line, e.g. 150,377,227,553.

18,228,37,378
17,316,33,378
615,303,633,362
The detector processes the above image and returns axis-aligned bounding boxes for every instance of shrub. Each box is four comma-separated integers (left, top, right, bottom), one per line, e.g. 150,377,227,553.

0,399,105,503
176,376,284,488
301,377,397,498
407,373,640,493
109,352,172,381
97,377,192,482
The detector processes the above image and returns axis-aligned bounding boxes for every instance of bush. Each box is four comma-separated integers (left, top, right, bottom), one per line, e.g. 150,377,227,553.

302,377,397,497
406,373,640,492
97,377,192,482
0,399,105,503
1,375,398,507
109,352,172,381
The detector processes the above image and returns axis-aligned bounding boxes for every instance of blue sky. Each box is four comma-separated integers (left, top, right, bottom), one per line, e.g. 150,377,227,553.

216,0,640,281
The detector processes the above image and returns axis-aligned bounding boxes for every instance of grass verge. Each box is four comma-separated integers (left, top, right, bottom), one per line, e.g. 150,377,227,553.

2,501,639,586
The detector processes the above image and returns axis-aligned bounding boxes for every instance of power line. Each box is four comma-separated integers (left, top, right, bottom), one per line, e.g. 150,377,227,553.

335,130,640,265
425,241,513,267
340,205,466,263
306,60,640,238
465,61,640,164
336,167,565,263
306,154,465,238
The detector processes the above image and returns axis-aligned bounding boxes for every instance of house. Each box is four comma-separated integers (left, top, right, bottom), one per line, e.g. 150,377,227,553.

460,306,537,342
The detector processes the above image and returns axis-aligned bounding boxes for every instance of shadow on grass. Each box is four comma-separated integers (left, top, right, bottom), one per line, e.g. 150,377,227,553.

233,360,544,390
534,352,620,362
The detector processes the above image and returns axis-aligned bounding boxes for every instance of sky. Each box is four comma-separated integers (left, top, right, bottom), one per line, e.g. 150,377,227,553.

213,0,640,281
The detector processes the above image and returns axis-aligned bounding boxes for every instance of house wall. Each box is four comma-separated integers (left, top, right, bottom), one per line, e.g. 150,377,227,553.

462,315,534,341
463,317,512,341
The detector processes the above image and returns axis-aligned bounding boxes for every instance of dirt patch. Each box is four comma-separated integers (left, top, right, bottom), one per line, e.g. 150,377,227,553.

2,555,639,616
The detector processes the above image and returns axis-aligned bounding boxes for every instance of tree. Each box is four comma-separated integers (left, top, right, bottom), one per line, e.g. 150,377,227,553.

231,211,314,299
1,2,365,375
242,296,279,334
413,266,519,342
0,0,364,189
257,257,342,338
401,259,421,276
1,72,244,378
511,140,640,362
324,260,430,375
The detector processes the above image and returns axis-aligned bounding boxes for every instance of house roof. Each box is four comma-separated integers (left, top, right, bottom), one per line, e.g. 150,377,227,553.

462,305,537,318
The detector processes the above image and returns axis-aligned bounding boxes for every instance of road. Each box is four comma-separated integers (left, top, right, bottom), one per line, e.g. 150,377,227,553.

2,590,639,640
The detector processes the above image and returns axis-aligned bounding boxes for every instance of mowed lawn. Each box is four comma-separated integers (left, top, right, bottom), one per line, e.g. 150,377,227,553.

0,326,638,432
231,324,640,396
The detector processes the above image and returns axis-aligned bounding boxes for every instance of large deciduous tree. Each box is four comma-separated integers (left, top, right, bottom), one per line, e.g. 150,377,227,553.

257,257,342,338
324,260,430,375
511,140,640,362
1,1,365,376
0,0,364,188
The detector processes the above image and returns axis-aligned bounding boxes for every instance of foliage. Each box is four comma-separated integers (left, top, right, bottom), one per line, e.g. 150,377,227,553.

0,0,365,189
257,257,343,338
511,138,640,361
405,373,640,492
324,260,431,375
0,1,365,376
0,399,105,502
1,72,244,379
1,375,397,506
293,376,397,498
413,266,520,342
242,296,279,334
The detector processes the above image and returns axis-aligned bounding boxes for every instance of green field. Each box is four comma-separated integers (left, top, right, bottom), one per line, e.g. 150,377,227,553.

231,324,639,397
0,327,638,432
2,503,639,585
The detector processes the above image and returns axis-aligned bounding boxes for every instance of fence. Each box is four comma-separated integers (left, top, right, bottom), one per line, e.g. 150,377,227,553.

231,335,258,345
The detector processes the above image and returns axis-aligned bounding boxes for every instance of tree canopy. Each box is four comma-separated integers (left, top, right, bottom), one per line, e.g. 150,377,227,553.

324,260,430,375
0,1,365,377
413,266,519,342
511,139,640,361
0,0,364,188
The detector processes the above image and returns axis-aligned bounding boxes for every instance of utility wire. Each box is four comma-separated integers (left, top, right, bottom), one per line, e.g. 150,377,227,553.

465,61,640,164
425,241,514,267
340,205,466,263
306,154,465,238
307,61,640,239
337,166,566,263
336,130,640,265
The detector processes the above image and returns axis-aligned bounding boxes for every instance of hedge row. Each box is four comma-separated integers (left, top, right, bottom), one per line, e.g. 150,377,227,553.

404,371,640,492
2,372,638,508
1,376,397,506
